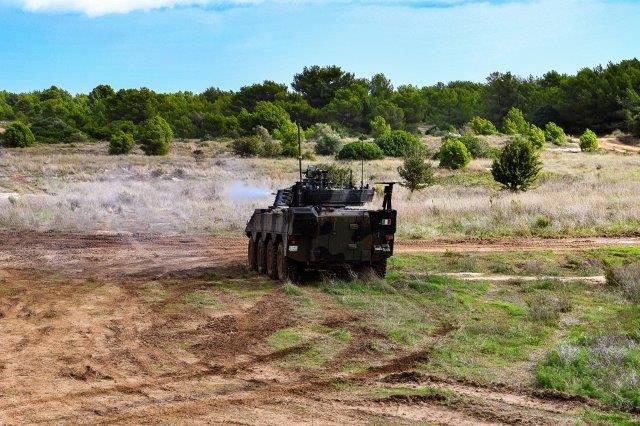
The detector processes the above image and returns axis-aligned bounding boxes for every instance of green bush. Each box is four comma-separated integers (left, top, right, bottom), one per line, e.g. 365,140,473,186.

370,115,391,138
316,163,352,186
491,137,542,191
438,138,472,169
1,121,35,147
579,129,599,152
337,141,385,160
469,116,497,135
545,122,566,145
503,107,529,135
231,136,263,157
398,155,435,193
633,114,640,138
108,130,135,155
374,130,425,157
274,121,303,157
527,124,546,150
255,126,282,157
31,117,83,144
313,123,342,155
139,116,173,156
456,134,494,158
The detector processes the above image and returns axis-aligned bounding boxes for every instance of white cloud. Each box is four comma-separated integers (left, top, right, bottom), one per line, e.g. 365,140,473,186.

6,0,506,17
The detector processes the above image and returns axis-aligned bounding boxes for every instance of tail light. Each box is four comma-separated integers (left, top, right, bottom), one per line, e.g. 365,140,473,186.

288,236,299,246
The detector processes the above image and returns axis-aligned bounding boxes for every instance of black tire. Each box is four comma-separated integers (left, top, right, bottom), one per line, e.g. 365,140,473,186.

266,239,278,279
277,242,301,283
257,236,268,274
247,237,257,271
372,259,387,278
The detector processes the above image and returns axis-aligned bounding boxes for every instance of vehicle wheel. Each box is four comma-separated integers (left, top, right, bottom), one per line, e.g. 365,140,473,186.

247,237,257,271
266,239,278,279
372,259,387,278
257,236,268,274
277,242,301,283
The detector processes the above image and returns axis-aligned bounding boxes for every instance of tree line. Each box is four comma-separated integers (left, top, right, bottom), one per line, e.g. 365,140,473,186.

1,59,640,146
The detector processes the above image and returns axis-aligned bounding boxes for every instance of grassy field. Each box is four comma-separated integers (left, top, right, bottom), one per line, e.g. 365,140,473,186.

1,134,639,238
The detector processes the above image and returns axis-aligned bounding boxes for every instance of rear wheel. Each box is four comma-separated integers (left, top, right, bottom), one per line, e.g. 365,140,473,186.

247,237,257,271
257,236,268,274
277,242,301,283
266,239,278,279
372,259,387,278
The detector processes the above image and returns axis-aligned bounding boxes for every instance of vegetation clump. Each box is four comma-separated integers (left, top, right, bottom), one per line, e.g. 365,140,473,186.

1,121,35,147
605,262,640,304
545,122,567,145
503,108,529,135
374,130,425,157
633,115,640,138
527,124,546,150
370,115,391,138
438,138,471,169
108,130,135,155
231,136,263,157
255,126,282,157
316,163,353,187
398,155,435,194
491,137,542,191
337,141,385,160
456,133,495,158
579,129,599,152
139,116,173,156
469,116,497,135
313,123,342,155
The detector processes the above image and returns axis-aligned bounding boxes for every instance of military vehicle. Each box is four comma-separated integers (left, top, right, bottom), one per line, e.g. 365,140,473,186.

245,165,397,282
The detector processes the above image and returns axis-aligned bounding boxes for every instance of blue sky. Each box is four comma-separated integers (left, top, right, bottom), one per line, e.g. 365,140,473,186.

0,0,638,93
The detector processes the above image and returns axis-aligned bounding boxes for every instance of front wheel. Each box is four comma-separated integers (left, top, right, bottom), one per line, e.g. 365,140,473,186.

257,236,268,274
277,242,301,283
266,239,278,279
247,237,257,271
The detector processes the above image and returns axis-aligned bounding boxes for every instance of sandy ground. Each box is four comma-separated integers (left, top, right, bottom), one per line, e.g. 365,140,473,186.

0,232,636,424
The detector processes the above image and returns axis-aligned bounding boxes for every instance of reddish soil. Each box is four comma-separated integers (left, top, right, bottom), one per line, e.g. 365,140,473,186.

0,231,634,424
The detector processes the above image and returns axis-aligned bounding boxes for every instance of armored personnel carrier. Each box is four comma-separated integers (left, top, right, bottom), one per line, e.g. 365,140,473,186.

245,165,397,282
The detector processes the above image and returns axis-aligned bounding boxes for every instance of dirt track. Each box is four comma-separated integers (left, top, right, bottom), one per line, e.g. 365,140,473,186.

0,232,637,424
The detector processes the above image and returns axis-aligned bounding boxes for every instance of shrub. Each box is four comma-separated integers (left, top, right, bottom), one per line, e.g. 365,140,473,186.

456,134,494,158
108,130,135,155
469,116,497,135
231,136,263,157
503,107,529,135
1,121,35,147
374,130,425,157
633,114,640,138
370,115,391,138
316,163,352,186
527,124,545,150
139,116,173,156
545,122,566,145
579,129,599,152
313,123,342,155
605,262,640,304
274,121,303,157
30,117,79,143
249,101,291,133
491,136,542,191
255,126,282,157
337,141,385,160
398,155,435,193
528,293,572,323
438,138,471,169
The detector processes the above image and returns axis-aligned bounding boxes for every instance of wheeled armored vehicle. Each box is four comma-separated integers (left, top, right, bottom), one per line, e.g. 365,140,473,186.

245,166,397,282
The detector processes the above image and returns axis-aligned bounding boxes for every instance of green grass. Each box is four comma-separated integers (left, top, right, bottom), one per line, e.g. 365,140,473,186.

182,291,219,309
268,329,304,350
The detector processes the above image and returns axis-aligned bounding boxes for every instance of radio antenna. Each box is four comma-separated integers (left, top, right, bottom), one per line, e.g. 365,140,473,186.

360,137,364,189
297,123,303,183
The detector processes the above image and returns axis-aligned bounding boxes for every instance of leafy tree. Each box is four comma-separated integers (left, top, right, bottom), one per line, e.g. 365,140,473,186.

246,101,291,133
491,137,542,191
579,129,599,152
369,73,393,98
398,155,435,194
469,116,497,135
438,138,472,169
2,121,35,147
274,121,303,157
139,116,172,156
312,123,342,155
375,130,425,157
371,100,404,130
633,114,640,138
107,88,158,124
108,130,135,155
527,124,546,150
337,141,385,160
292,65,355,108
202,113,228,138
232,80,288,112
231,136,263,157
321,81,369,129
503,107,529,134
483,72,522,124
370,115,391,138
31,117,85,143
393,85,428,125
545,122,566,145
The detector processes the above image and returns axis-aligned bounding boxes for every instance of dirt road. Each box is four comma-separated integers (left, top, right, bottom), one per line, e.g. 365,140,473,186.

0,231,637,279
0,231,636,424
